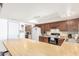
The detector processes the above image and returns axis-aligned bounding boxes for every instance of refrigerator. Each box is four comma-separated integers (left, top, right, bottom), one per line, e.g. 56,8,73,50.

19,23,25,39
32,27,41,41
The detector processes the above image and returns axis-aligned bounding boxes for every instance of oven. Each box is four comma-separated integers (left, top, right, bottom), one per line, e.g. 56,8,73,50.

48,33,60,45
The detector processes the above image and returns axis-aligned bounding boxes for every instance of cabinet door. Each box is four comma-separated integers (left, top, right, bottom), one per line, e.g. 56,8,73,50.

58,39,65,46
39,36,44,42
67,20,78,32
44,24,47,31
44,24,50,31
43,37,48,43
39,36,48,43
50,23,56,28
41,24,45,32
58,21,67,31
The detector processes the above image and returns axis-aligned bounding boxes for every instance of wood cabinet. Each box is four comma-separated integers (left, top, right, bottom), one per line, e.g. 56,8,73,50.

36,24,50,33
58,21,67,31
44,24,50,31
39,36,44,42
40,24,45,32
36,18,79,32
58,39,65,46
39,36,48,43
25,25,32,32
39,36,65,45
66,20,78,32
58,19,79,31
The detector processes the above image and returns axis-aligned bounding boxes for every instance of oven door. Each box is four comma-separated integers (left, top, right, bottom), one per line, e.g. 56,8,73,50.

49,37,58,45
49,37,56,44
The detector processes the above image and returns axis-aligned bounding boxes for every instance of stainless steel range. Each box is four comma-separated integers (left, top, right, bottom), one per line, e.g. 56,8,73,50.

48,33,60,45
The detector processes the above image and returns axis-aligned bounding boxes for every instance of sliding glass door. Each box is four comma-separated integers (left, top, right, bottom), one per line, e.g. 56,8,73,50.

0,19,25,40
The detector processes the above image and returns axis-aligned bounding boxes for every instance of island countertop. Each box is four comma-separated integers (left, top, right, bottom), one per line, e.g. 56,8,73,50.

3,39,79,56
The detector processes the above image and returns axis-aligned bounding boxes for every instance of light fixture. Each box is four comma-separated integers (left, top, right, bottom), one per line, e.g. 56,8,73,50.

28,16,40,24
29,19,38,24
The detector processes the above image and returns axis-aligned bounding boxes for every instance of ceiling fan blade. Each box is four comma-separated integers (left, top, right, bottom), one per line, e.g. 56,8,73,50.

0,3,3,8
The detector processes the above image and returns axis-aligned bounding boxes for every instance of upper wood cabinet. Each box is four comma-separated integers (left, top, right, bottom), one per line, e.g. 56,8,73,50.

35,18,79,32
25,25,32,32
50,22,58,29
44,24,50,31
66,20,78,32
41,24,45,32
36,24,50,32
50,21,67,31
58,21,67,31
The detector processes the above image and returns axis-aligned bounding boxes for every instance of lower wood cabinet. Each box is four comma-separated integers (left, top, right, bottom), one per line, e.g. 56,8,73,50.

39,36,65,46
39,36,48,43
58,39,65,46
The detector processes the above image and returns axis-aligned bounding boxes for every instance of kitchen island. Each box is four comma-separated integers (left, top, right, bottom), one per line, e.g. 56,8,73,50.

3,39,79,56
39,36,65,46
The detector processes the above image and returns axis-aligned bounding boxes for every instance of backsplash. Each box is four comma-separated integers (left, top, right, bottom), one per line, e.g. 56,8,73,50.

62,31,79,34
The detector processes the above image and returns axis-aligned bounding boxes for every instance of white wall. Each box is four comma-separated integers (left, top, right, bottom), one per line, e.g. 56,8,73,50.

0,19,7,52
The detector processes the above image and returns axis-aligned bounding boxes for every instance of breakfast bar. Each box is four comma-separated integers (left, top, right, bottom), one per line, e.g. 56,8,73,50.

3,39,79,56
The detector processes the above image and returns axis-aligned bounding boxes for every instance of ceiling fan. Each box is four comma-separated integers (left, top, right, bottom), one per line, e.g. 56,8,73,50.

0,3,3,8
0,3,3,12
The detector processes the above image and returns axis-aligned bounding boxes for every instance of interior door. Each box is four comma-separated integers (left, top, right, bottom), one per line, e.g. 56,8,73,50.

8,20,19,39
